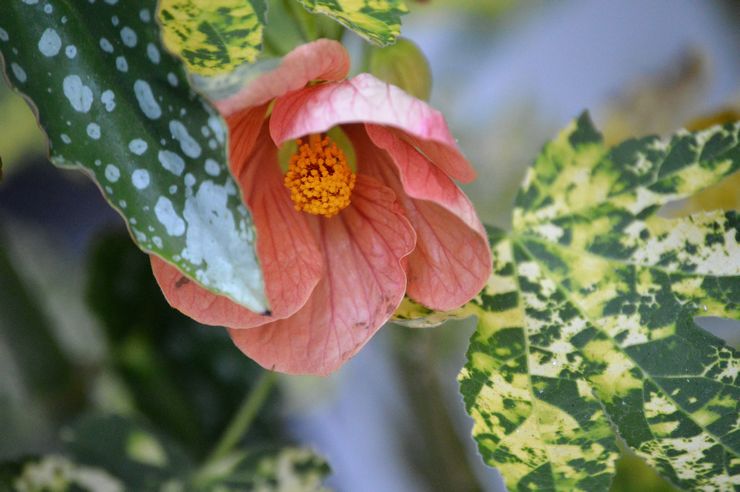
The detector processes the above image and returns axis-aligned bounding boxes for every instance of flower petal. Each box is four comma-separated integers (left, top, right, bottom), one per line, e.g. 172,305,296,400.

151,126,323,329
229,174,416,375
352,125,491,311
270,73,475,182
225,103,270,177
151,256,269,327
215,39,351,117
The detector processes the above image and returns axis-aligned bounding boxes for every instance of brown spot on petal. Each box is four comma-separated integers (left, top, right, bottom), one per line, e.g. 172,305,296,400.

175,276,190,288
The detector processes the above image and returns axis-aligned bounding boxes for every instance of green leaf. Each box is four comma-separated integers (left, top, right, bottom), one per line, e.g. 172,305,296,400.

0,0,267,313
295,0,408,46
158,0,266,77
453,115,739,491
365,38,432,100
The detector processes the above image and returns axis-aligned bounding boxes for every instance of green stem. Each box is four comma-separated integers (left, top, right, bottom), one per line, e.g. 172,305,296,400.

206,370,277,463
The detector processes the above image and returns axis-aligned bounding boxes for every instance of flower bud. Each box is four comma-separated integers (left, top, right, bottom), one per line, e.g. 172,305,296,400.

366,38,432,101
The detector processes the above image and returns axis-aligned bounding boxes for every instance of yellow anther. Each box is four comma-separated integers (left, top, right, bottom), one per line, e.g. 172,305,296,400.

283,133,356,218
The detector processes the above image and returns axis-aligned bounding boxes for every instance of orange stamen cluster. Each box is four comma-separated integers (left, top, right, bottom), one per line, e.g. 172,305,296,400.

284,133,356,218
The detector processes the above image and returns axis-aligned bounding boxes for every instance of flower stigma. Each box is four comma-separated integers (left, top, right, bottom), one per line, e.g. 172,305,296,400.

284,133,356,218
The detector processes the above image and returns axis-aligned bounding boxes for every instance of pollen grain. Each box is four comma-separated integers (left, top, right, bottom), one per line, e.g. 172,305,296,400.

284,133,356,218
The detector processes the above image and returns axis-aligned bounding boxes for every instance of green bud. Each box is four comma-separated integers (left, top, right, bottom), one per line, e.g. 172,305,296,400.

366,38,432,101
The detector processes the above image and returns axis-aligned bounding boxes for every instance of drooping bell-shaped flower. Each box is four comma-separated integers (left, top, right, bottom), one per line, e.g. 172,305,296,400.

151,40,491,375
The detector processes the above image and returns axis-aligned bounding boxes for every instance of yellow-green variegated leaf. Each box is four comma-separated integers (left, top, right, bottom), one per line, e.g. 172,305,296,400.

158,0,266,76
393,297,474,328
295,0,408,46
458,115,739,491
196,448,330,490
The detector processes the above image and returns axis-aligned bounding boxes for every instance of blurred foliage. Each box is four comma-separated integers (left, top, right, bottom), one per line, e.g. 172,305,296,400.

365,38,432,100
0,84,45,174
86,231,283,457
600,49,707,146
409,0,518,17
391,326,483,492
681,109,740,214
0,228,328,488
597,48,740,216
65,414,192,490
194,446,331,491
2,455,124,492
0,414,330,491
0,226,82,421
261,0,344,58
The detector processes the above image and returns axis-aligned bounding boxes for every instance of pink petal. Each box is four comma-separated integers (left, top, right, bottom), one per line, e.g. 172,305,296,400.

270,73,476,182
225,104,270,176
351,125,491,311
151,256,269,328
215,39,351,117
151,126,323,329
229,174,416,375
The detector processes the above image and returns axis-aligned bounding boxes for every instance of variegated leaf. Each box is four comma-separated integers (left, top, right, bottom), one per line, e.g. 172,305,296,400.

3,456,124,492
63,414,192,489
158,0,266,76
458,115,739,491
295,0,408,46
1,415,331,490
393,296,474,328
0,0,268,312
197,448,330,491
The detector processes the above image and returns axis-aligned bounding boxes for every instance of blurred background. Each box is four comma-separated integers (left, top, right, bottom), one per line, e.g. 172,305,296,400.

1,0,738,490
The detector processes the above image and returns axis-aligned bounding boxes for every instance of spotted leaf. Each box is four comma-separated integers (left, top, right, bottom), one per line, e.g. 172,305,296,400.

0,0,268,313
455,115,739,491
158,0,266,77
295,0,408,46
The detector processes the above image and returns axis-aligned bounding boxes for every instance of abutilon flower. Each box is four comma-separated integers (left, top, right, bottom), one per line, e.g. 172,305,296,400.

151,40,491,375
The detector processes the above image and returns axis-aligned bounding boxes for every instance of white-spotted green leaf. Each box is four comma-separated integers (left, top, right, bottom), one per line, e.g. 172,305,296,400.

452,115,739,491
295,0,408,46
158,0,266,77
0,0,268,313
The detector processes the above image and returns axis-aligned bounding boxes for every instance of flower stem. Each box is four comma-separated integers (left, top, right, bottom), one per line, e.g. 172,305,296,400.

206,370,277,463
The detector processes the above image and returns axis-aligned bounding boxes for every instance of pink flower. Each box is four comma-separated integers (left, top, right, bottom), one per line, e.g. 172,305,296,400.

151,40,491,375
